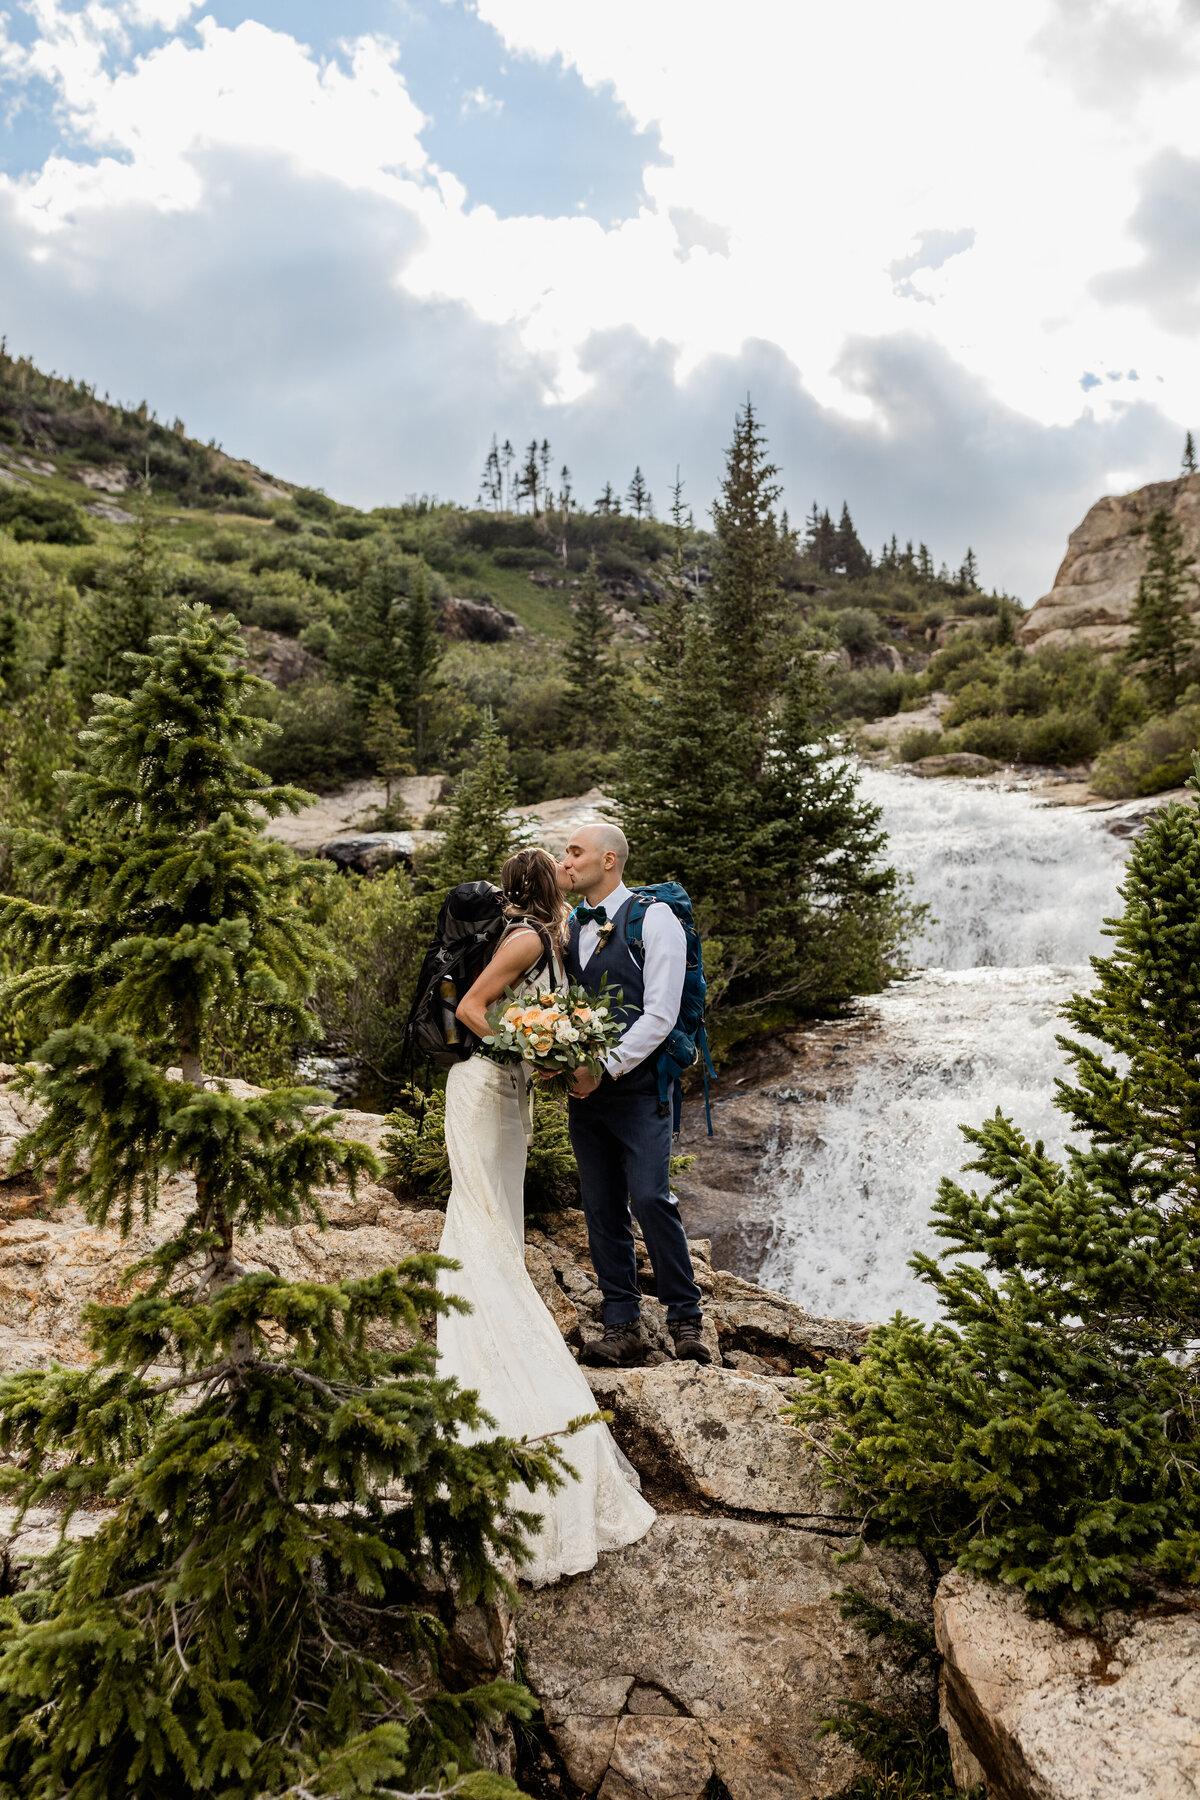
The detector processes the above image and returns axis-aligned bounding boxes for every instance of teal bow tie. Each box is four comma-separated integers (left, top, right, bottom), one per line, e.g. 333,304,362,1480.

576,905,608,925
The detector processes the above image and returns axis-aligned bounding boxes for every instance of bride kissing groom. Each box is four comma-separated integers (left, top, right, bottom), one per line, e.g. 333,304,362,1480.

433,825,711,1586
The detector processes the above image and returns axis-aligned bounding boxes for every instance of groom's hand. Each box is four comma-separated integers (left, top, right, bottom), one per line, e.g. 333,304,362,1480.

570,1067,601,1098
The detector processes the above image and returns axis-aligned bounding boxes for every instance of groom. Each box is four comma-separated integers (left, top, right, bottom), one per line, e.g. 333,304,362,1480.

558,825,711,1368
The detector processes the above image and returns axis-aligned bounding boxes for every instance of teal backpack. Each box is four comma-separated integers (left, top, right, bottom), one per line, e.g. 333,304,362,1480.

625,882,716,1135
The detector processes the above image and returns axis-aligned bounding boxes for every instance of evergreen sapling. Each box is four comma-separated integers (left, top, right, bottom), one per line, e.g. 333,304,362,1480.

0,607,559,1798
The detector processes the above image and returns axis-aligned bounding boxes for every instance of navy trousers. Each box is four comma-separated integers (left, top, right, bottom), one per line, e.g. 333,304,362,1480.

567,1083,703,1325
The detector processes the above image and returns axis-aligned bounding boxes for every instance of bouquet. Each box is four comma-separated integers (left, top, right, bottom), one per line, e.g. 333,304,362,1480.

483,980,624,1092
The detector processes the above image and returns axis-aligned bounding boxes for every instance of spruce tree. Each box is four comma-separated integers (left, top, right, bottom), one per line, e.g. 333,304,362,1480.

625,467,652,520
792,762,1200,1618
833,502,871,579
564,556,618,740
73,493,167,702
619,426,907,1024
0,609,556,1796
423,709,528,896
1184,430,1197,474
364,681,415,823
707,400,787,715
398,570,442,769
1126,504,1198,706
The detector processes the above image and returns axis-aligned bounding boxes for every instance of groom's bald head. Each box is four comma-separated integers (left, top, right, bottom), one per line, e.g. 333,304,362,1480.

573,824,628,871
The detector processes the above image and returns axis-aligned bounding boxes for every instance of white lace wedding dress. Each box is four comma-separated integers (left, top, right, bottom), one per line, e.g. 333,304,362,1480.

437,934,655,1586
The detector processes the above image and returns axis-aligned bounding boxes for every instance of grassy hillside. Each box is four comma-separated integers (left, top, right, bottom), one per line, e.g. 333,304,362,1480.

3,340,1189,807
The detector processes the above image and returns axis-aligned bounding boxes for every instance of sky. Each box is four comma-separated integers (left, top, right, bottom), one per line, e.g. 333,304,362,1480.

2,2,1200,598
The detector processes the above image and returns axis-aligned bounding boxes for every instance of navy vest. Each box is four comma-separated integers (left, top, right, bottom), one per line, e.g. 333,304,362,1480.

566,896,657,1095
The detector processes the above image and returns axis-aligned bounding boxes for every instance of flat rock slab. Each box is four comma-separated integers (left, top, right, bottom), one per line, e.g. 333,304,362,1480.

936,1569,1200,1798
583,1362,848,1524
519,1514,933,1800
911,752,996,778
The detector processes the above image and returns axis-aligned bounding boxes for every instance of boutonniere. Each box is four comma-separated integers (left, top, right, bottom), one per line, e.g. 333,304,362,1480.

597,921,616,948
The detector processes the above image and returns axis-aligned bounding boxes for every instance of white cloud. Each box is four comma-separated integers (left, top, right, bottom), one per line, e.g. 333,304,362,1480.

0,0,1198,596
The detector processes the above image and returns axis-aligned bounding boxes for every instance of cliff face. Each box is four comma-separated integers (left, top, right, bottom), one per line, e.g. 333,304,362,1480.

1019,472,1200,655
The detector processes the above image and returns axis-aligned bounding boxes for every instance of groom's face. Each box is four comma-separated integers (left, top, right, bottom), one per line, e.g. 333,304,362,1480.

560,835,610,898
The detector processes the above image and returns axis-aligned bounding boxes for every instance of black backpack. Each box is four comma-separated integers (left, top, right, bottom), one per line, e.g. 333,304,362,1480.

404,881,550,1071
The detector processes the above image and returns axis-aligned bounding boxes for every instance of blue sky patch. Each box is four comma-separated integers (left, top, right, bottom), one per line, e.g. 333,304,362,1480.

0,0,665,221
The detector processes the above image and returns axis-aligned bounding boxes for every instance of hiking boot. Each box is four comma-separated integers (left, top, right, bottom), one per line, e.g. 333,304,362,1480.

580,1320,648,1368
668,1317,713,1365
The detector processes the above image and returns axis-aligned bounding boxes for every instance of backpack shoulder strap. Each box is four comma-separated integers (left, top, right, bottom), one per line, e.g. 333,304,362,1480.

624,888,654,963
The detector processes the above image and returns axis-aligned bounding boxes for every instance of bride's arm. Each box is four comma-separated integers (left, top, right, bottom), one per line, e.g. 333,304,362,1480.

455,928,543,1039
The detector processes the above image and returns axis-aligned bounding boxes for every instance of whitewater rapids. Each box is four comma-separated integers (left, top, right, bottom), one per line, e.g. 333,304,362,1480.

759,771,1130,1324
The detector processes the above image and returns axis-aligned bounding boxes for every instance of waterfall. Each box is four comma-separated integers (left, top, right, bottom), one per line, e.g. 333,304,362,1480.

760,771,1130,1324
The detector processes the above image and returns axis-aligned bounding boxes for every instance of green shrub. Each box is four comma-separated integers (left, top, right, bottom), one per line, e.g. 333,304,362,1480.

1014,704,1102,764
1090,700,1200,797
273,509,303,533
827,666,916,722
384,1085,582,1212
204,529,250,564
898,727,943,762
0,490,91,545
833,607,881,656
292,485,338,519
942,679,997,727
253,675,364,789
313,866,424,1099
790,770,1200,1617
943,714,1021,761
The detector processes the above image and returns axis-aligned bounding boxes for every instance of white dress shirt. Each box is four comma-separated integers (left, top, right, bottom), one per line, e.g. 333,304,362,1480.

575,881,687,1077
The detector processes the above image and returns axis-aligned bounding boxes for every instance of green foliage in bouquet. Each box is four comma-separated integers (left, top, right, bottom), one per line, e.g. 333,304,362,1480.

790,760,1200,1618
0,607,559,1799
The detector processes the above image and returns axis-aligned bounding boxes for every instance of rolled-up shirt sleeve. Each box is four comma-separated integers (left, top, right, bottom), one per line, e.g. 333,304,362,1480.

603,904,687,1077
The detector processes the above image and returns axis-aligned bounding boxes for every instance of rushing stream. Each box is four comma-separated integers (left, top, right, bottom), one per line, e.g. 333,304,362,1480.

759,771,1131,1324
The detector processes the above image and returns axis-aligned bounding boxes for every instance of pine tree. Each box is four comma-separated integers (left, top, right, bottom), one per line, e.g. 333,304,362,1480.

625,466,652,520
564,556,619,742
707,399,788,717
959,547,980,590
1184,431,1197,475
73,492,166,701
0,609,554,1795
594,482,619,516
619,418,908,1024
1126,504,1198,705
516,441,540,514
423,709,528,896
397,568,442,769
833,502,871,579
916,542,934,582
806,506,838,575
500,438,515,510
364,680,415,821
793,762,1200,1617
479,434,503,509
335,551,410,704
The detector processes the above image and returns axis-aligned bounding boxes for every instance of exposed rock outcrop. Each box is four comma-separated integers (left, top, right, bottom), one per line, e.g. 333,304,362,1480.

936,1569,1200,1799
1019,472,1200,656
239,623,321,690
440,594,523,641
520,1520,934,1800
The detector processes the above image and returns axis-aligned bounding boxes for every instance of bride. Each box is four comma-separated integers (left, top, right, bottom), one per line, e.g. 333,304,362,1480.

436,846,656,1586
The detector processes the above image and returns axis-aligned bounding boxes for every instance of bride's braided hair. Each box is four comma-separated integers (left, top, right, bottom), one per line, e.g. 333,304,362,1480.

501,846,570,947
